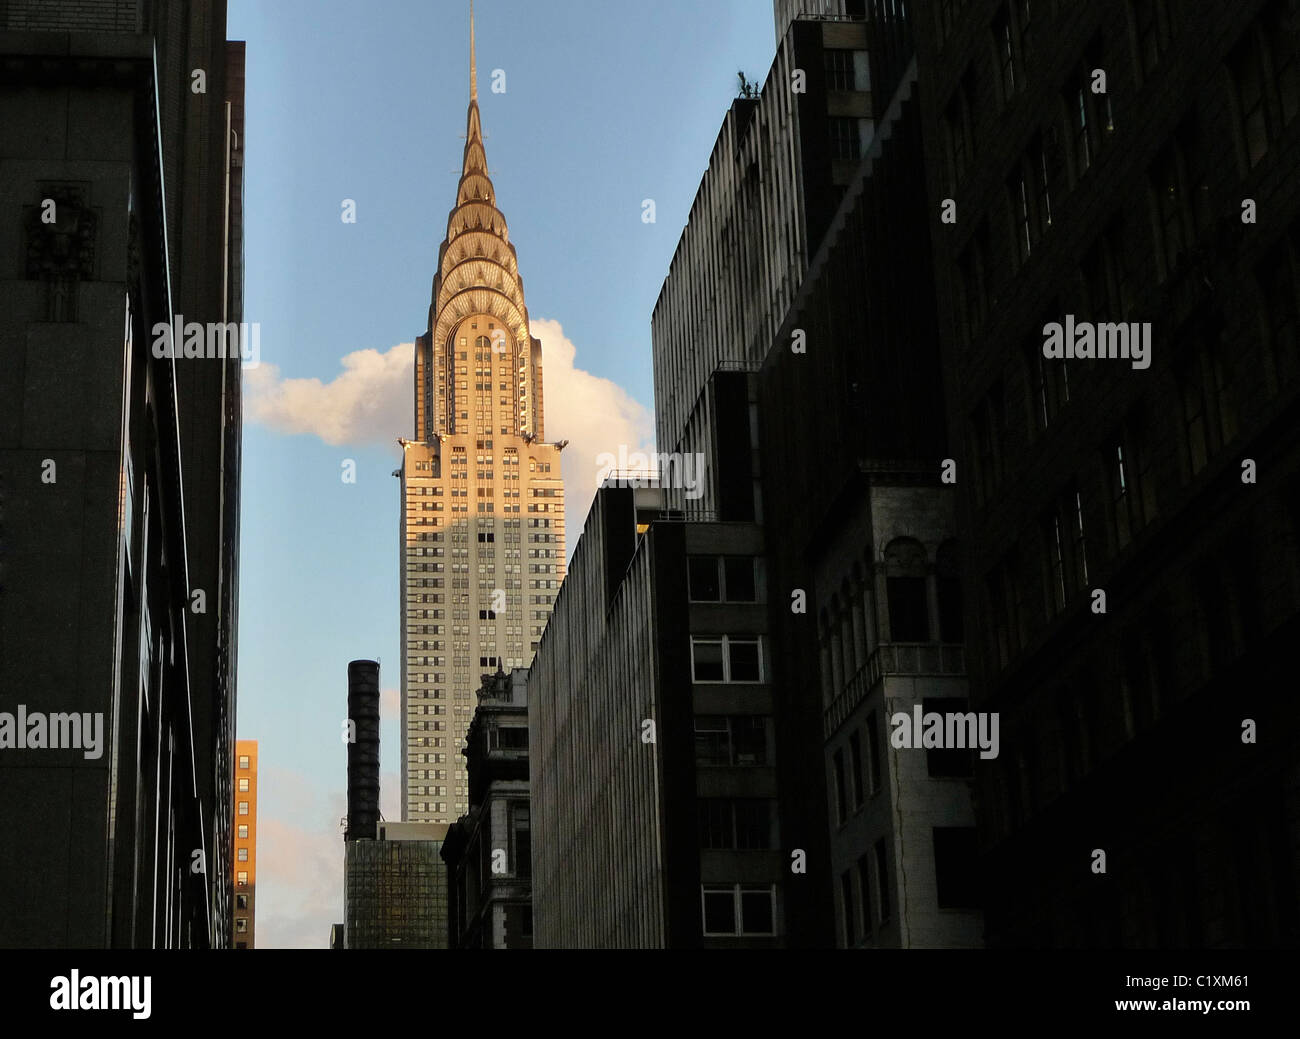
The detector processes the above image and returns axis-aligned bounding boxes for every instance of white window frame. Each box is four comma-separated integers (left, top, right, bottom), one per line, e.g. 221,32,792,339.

700,883,778,937
690,635,765,684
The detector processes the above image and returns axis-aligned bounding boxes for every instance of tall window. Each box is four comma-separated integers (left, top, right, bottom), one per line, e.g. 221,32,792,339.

833,749,848,825
1131,0,1174,79
994,7,1017,101
1011,173,1032,262
884,539,929,642
828,117,862,161
824,48,858,91
865,711,882,794
511,803,531,877
1150,137,1192,279
874,839,891,924
841,871,857,946
848,732,865,808
937,540,964,642
1259,241,1300,387
1108,441,1135,551
1228,1,1299,169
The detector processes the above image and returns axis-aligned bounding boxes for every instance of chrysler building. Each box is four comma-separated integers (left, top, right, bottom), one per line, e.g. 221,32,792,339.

399,7,566,823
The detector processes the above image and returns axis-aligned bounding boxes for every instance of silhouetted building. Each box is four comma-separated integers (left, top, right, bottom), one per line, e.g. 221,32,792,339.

914,0,1300,946
442,667,533,948
0,0,244,948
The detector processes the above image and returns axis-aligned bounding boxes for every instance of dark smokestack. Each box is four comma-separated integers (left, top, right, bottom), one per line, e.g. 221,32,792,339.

345,659,380,842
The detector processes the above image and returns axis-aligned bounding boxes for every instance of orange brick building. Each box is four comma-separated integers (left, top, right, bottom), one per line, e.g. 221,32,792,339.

233,740,258,947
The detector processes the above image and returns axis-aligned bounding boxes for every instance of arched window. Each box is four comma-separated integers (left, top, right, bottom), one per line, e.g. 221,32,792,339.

883,537,929,642
936,539,963,642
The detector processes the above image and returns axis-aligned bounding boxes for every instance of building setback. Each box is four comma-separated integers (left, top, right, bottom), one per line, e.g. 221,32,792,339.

442,666,533,948
0,0,244,948
914,0,1300,945
398,8,565,827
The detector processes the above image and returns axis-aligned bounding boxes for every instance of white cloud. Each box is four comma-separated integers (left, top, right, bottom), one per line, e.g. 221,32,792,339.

245,318,656,534
244,343,414,447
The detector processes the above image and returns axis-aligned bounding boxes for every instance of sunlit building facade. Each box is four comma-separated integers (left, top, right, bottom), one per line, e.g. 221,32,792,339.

398,13,565,824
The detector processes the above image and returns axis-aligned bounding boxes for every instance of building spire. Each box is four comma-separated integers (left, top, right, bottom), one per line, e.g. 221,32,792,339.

470,0,478,102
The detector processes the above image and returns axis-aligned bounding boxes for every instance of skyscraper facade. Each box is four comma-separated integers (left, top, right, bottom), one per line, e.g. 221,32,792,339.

913,0,1300,945
398,12,565,825
0,0,244,948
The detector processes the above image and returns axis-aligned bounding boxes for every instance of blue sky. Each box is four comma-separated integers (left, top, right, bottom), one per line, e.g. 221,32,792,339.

228,0,776,946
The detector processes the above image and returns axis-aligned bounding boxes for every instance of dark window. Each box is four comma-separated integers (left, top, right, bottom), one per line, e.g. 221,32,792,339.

841,871,857,945
924,698,976,777
994,7,1017,100
724,557,757,601
728,639,761,681
885,539,930,642
1259,240,1300,387
512,804,531,878
825,48,857,91
236,894,249,910
828,117,862,161
1151,138,1190,278
833,749,848,825
692,638,724,681
1011,173,1032,262
688,556,721,601
874,839,891,923
933,827,980,908
698,800,732,850
937,541,964,641
1232,33,1270,167
731,715,768,765
1132,0,1173,78
858,853,874,937
848,731,865,808
865,712,881,793
740,887,774,935
694,715,729,765
702,887,736,934
733,800,772,849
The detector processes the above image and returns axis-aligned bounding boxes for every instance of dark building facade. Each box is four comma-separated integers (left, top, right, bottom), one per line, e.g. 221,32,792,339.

644,2,980,947
0,0,244,947
530,468,790,947
442,666,533,949
914,0,1300,945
